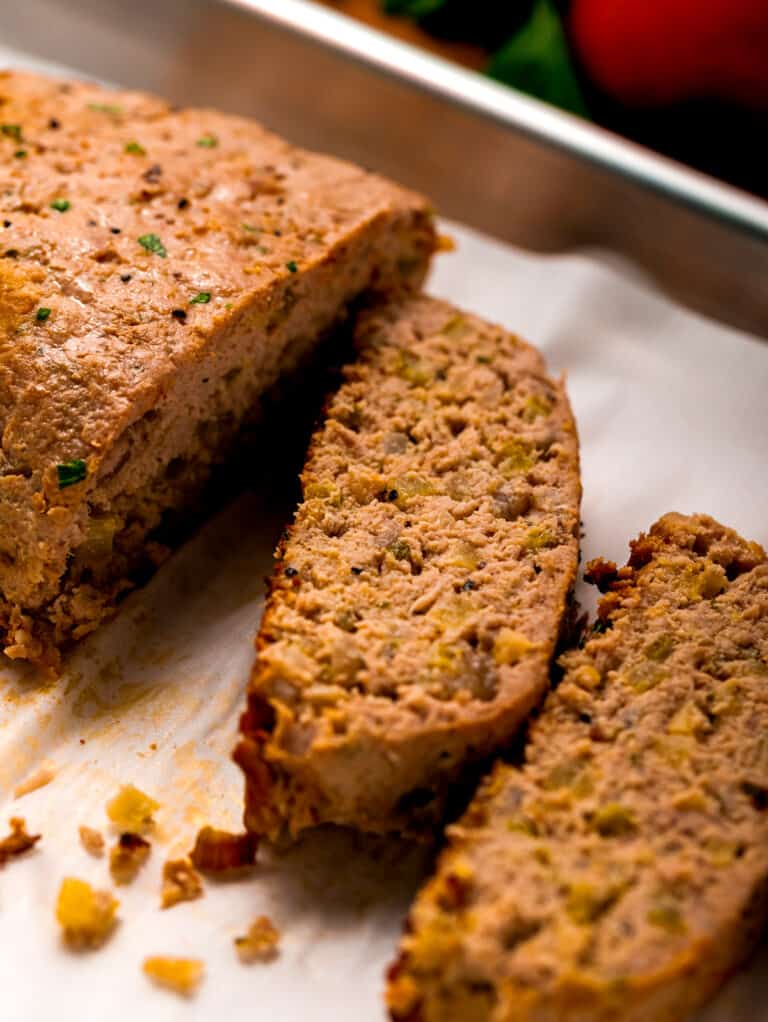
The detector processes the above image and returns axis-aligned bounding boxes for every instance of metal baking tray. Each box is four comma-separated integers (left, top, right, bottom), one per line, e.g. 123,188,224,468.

4,0,768,338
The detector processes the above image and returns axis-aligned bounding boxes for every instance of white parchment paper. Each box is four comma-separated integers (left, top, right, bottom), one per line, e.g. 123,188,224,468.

1,47,767,1022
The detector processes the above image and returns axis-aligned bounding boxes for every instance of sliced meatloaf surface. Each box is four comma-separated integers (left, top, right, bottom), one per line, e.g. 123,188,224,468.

235,294,581,838
0,70,435,671
387,513,768,1022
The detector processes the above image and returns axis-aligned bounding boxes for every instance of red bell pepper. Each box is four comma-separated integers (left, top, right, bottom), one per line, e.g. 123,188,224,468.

569,0,768,109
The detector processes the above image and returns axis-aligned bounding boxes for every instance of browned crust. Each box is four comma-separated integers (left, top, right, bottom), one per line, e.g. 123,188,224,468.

0,70,435,670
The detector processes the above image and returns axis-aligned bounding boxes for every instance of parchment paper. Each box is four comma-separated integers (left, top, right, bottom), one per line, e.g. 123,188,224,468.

1,47,767,1022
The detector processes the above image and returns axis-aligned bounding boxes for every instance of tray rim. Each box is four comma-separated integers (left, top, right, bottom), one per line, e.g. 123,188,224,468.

230,0,768,243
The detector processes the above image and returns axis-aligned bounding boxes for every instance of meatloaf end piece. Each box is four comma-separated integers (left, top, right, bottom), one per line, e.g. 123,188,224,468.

387,513,768,1022
0,70,435,671
235,294,581,838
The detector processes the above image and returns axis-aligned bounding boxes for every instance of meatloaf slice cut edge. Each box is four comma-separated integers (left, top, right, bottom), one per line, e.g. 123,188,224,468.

235,293,581,839
387,513,768,1022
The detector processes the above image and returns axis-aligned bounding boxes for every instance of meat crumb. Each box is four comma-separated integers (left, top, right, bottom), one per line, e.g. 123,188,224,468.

143,956,205,997
109,832,151,884
161,858,204,909
0,817,41,866
106,784,159,833
79,825,105,857
189,826,258,873
56,877,119,949
13,761,57,798
235,915,280,963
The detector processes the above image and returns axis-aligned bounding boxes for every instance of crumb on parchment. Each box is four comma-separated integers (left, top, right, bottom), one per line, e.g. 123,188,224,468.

0,817,41,866
109,832,151,885
143,956,205,996
235,915,280,963
106,784,159,833
161,858,204,909
79,825,105,857
56,877,119,949
190,826,258,873
13,761,57,798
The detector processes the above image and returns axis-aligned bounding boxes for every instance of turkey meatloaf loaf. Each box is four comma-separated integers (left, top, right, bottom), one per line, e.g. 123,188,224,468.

387,513,768,1022
235,294,581,839
0,70,435,671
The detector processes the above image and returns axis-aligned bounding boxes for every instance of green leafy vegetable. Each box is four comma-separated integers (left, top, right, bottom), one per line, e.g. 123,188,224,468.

50,198,71,212
57,459,87,489
124,141,146,155
487,0,588,116
1,124,23,141
36,307,51,322
14,149,27,159
286,260,298,273
138,233,167,257
196,135,218,148
190,292,211,304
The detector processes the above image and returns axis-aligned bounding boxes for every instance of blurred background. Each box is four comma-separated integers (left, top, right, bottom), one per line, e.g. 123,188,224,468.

323,0,768,198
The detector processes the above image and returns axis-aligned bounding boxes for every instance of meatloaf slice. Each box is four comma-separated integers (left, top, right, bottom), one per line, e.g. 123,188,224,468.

387,513,768,1022
0,70,435,671
235,294,581,838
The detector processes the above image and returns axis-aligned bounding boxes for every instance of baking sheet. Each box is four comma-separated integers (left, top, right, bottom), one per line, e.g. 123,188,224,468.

2,50,768,1022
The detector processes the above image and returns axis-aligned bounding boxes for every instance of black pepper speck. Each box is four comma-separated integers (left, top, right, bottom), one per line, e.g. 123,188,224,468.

143,163,162,183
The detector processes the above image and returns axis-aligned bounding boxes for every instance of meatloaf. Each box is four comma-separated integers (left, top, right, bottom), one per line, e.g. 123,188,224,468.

387,513,768,1022
235,294,581,839
0,70,435,671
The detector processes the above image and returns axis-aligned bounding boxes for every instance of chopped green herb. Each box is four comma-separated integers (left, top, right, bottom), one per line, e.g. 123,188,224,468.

241,223,258,232
1,124,23,141
50,198,71,212
87,102,122,115
196,134,218,148
57,459,87,489
14,149,27,159
224,303,233,310
190,292,211,305
124,141,146,155
138,233,167,257
36,307,51,322
286,260,298,273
